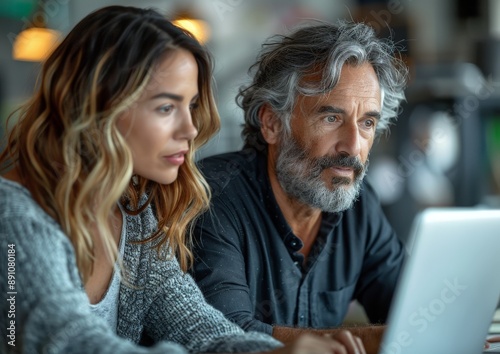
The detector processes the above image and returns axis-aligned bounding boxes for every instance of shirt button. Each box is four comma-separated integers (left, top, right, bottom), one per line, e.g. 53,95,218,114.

299,314,305,320
294,261,300,267
290,240,297,247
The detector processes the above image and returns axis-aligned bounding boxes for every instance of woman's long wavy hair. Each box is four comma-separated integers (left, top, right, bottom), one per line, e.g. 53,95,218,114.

0,6,220,282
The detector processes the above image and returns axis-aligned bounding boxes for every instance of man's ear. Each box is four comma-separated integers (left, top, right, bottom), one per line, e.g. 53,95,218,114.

259,104,282,145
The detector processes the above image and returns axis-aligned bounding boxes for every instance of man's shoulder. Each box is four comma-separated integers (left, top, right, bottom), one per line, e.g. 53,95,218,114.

197,148,265,196
198,148,262,174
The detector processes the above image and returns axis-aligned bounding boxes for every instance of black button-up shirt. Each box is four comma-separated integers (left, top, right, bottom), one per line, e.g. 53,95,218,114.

192,148,405,335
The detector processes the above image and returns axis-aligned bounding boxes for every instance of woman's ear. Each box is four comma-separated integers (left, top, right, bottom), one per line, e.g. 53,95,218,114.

259,104,282,145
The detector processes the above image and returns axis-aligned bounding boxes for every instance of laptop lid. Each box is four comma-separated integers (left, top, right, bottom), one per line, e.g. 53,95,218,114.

379,208,500,354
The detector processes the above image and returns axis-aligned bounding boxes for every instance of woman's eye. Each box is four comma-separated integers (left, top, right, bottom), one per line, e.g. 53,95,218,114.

189,102,199,112
157,104,174,114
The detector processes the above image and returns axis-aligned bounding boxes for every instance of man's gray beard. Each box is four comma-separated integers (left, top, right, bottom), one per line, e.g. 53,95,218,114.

275,134,367,213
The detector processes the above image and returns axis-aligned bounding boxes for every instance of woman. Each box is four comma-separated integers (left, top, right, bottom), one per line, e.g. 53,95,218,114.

0,6,365,354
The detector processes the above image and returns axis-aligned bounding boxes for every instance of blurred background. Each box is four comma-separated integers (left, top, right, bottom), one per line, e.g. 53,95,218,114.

1,0,499,243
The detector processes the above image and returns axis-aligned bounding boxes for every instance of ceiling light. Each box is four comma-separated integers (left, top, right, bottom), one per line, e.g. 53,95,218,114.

12,27,60,62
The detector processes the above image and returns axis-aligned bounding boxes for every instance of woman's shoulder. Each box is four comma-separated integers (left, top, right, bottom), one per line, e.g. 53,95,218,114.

0,177,62,235
1,177,53,215
0,178,79,286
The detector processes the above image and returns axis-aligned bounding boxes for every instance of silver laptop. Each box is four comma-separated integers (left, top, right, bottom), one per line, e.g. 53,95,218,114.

379,208,500,354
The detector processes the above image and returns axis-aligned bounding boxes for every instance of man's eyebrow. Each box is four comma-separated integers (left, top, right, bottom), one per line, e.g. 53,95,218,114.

365,111,381,121
317,105,345,114
318,105,381,121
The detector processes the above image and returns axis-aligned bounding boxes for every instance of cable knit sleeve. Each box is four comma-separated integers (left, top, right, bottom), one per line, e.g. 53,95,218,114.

114,199,282,353
143,251,283,353
110,196,283,353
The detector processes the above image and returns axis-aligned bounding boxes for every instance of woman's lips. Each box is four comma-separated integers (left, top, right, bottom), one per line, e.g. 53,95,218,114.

163,152,186,166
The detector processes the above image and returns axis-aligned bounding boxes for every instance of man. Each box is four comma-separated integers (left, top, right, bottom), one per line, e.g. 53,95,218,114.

192,20,408,354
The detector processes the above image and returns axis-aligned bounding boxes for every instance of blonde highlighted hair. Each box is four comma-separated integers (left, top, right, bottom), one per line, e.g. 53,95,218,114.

0,6,220,282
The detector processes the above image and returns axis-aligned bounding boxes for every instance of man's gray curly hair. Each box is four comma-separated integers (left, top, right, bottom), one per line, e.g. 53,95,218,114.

237,20,409,149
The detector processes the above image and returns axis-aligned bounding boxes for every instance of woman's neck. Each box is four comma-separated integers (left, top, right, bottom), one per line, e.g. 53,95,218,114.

2,167,26,188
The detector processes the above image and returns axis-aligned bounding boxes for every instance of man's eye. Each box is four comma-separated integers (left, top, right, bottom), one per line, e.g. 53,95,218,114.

324,116,338,123
157,104,173,114
364,119,376,128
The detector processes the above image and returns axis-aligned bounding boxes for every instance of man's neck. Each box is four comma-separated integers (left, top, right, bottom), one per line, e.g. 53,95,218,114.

267,154,322,258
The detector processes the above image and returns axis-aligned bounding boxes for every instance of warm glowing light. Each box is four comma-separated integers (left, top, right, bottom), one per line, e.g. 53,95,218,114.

13,27,61,62
173,19,211,44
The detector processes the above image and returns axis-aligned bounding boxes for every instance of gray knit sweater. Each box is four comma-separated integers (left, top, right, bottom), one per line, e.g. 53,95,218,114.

0,177,282,353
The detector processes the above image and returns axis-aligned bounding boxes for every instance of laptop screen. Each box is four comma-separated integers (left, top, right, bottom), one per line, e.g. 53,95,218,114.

379,208,500,354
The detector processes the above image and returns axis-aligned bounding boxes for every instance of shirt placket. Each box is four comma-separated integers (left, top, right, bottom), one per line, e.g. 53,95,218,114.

297,277,310,326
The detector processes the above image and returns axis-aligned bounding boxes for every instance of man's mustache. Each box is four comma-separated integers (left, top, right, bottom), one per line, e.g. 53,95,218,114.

315,154,365,175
